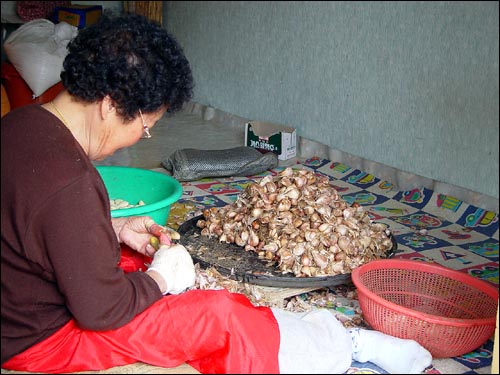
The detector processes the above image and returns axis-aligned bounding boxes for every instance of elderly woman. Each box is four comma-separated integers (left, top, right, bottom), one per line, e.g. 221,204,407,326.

1,12,432,375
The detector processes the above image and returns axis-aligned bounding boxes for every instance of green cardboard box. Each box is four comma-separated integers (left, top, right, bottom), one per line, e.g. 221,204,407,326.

245,121,297,161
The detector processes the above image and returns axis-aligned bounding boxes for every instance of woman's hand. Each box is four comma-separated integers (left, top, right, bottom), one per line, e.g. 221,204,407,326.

146,244,196,295
112,216,168,257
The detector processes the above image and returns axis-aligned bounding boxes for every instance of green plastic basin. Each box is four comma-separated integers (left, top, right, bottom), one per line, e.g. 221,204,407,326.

96,166,183,226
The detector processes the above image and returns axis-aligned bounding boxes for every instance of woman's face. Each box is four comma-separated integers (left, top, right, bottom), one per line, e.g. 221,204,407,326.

92,107,167,161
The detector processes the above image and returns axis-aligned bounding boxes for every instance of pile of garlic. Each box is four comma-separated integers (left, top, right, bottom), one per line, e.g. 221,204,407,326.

197,167,393,277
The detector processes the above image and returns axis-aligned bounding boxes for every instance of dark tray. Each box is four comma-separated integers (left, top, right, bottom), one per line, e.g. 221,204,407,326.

178,215,397,288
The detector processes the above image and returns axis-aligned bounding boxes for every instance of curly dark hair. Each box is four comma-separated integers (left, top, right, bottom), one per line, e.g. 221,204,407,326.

61,12,193,121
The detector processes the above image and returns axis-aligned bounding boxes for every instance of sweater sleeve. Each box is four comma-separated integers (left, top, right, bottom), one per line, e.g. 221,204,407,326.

26,171,162,331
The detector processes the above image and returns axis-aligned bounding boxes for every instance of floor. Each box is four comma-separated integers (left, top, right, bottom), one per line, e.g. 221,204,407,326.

93,103,499,375
166,156,498,375
0,363,199,375
94,108,246,170
5,103,496,374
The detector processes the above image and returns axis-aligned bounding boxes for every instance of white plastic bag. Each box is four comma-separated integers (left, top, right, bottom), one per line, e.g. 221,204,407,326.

3,19,78,97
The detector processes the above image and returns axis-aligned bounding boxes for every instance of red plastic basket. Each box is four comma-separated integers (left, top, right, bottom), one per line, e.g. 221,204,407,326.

351,259,499,358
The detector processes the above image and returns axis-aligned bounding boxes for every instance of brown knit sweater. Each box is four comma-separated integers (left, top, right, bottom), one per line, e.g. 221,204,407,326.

1,105,162,364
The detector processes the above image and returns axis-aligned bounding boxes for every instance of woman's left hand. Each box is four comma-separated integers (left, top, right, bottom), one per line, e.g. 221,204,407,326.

112,216,162,257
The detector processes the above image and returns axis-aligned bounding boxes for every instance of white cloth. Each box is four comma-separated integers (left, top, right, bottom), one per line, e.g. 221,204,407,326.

271,308,352,374
3,19,77,97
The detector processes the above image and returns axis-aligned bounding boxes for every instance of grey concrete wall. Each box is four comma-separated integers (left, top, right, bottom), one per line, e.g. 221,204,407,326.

165,1,499,200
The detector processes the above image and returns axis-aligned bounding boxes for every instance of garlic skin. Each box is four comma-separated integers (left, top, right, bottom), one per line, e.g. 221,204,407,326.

198,167,393,277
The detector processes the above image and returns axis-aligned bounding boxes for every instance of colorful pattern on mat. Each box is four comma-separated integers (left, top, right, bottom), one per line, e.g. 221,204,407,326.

166,157,499,375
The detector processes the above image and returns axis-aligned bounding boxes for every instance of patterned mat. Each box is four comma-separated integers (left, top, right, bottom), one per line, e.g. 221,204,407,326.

166,157,499,374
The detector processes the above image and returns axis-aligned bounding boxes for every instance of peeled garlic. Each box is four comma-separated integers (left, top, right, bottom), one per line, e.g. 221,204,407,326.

110,199,146,210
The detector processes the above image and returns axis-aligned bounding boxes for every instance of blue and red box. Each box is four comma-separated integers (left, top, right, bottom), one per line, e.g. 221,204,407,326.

54,5,102,29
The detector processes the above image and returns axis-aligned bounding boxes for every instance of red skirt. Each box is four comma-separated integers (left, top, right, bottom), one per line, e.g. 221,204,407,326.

3,249,280,374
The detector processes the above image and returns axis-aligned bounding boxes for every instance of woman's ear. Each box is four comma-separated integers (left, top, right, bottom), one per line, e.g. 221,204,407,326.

100,95,116,119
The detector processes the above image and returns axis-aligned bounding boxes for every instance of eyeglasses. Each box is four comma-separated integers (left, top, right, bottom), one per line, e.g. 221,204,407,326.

139,109,152,139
